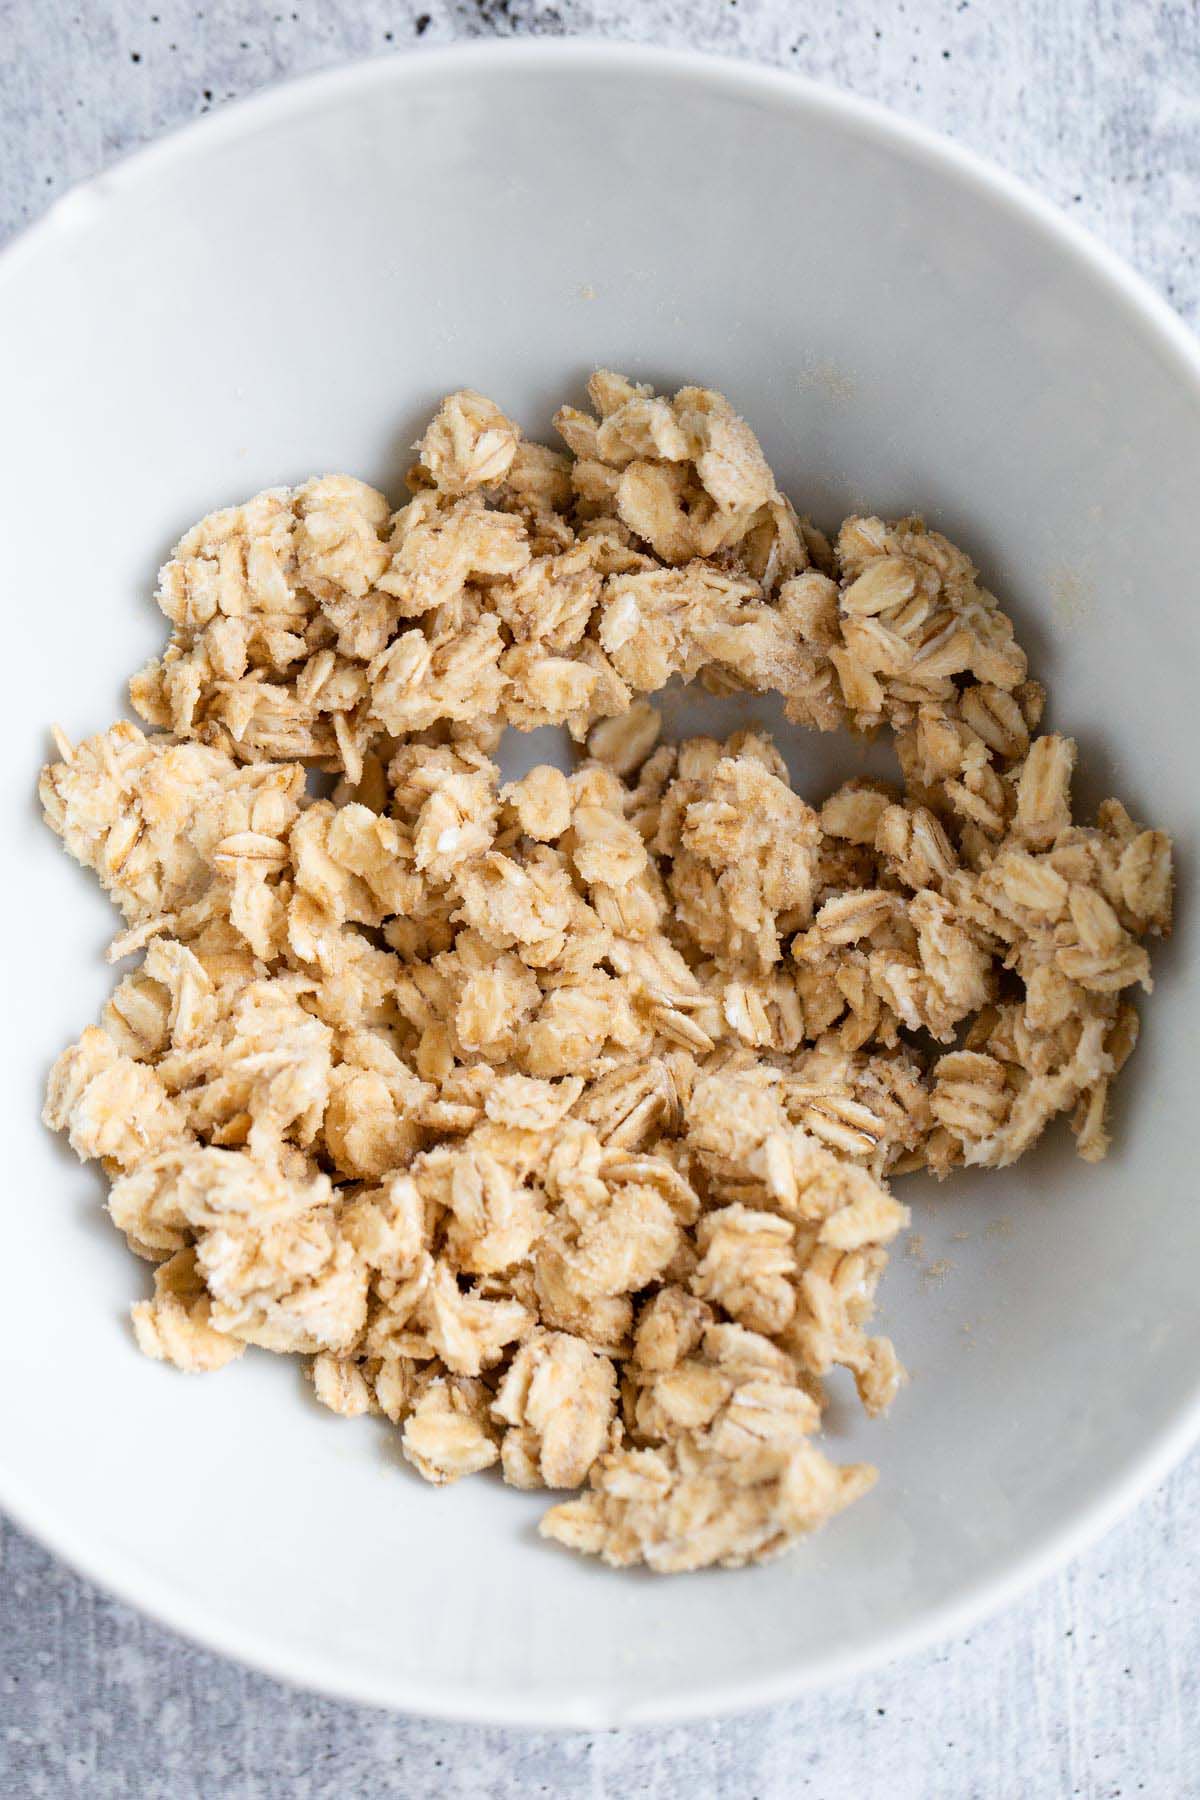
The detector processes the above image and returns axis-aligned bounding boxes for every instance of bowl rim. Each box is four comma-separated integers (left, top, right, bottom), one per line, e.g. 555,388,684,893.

3,38,1200,1729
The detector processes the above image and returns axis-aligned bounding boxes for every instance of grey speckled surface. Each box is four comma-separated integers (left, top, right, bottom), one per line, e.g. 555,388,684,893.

2,4,1198,1795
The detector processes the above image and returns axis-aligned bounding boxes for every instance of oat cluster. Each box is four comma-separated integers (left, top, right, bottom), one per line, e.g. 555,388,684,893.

41,374,1173,1573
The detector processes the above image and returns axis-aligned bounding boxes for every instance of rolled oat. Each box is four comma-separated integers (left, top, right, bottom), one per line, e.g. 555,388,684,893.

41,374,1173,1573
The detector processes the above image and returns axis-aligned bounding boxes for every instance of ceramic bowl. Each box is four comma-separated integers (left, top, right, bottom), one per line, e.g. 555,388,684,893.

1,43,1197,1726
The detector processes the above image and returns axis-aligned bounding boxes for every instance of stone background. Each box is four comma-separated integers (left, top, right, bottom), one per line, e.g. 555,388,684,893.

1,3,1197,1794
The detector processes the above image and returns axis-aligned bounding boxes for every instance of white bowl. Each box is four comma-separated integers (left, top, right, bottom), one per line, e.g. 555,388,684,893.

1,43,1197,1728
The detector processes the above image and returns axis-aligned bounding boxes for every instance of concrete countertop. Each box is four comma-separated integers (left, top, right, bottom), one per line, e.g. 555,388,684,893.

2,3,1197,1794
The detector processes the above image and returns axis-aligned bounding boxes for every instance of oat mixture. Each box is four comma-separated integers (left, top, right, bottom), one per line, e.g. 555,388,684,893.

41,374,1173,1573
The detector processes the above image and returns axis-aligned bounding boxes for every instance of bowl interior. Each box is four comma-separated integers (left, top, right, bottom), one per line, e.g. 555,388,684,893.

1,46,1197,1725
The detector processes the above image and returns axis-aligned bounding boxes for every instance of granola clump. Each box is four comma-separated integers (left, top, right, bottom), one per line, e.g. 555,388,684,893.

42,374,1173,1573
